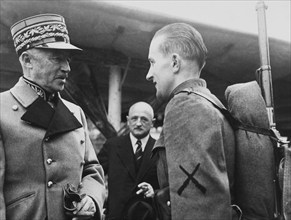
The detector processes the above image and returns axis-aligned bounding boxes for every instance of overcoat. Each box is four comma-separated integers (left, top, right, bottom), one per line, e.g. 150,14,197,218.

97,134,159,220
0,77,106,220
153,78,235,220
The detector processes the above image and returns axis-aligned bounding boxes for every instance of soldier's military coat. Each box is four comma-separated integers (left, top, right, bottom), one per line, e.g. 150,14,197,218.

153,78,235,220
0,77,106,220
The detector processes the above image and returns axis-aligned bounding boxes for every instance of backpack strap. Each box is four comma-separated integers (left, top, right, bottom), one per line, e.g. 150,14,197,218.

177,89,285,218
177,89,275,137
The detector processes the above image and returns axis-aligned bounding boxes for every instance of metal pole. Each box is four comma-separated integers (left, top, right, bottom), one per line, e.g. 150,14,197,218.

108,65,122,131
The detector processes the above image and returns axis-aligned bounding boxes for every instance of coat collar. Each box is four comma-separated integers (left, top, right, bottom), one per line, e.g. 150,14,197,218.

22,76,57,102
170,78,207,100
171,77,224,110
11,77,82,138
10,77,39,108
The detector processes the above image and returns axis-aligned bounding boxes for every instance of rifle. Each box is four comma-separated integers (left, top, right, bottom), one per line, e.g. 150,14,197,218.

255,1,290,219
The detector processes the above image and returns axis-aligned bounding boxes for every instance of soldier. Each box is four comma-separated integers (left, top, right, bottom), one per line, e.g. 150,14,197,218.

0,14,106,220
146,23,235,220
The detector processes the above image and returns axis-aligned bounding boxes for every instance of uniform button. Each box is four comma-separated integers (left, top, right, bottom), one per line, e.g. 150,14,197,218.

12,105,18,111
47,158,53,165
167,201,171,207
47,181,54,188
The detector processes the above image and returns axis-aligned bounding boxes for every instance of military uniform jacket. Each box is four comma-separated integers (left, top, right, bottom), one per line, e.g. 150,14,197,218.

0,77,106,220
153,78,235,220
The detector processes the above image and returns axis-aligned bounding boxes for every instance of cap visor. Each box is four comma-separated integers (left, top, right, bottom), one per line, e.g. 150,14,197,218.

35,42,82,51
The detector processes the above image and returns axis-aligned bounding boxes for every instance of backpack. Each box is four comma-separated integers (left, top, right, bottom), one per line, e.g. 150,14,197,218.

183,80,283,220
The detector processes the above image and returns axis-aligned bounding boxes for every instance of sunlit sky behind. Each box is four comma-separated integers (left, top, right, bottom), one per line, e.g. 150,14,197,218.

111,0,290,42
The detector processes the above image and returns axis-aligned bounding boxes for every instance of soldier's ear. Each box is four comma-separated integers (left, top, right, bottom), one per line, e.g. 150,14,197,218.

172,53,180,73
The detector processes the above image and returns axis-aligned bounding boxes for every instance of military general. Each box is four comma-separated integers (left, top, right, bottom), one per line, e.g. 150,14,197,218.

0,14,106,220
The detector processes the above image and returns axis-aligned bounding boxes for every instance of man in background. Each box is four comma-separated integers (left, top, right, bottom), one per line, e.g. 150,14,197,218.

98,102,159,220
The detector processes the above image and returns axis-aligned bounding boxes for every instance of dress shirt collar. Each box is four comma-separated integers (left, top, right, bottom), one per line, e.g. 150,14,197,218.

129,133,150,153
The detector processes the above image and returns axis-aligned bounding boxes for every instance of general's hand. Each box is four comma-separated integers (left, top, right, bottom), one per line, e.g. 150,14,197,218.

72,195,96,219
136,182,154,198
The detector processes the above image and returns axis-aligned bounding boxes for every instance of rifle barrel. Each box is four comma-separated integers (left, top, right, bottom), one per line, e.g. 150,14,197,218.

256,1,275,128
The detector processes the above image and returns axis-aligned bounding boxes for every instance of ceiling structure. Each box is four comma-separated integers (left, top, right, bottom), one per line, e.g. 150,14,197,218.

1,0,290,137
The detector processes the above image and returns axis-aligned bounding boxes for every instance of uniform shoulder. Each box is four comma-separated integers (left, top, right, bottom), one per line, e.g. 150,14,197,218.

0,90,14,106
168,91,214,111
0,90,11,97
166,91,223,122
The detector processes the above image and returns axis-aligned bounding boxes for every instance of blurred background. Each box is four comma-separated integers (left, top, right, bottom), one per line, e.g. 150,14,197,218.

1,0,290,153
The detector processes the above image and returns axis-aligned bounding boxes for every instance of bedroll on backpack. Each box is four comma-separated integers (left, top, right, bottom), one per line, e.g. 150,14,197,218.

225,81,279,220
193,81,280,220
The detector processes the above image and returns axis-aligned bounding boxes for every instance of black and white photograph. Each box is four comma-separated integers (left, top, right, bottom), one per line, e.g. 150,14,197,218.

0,1,290,220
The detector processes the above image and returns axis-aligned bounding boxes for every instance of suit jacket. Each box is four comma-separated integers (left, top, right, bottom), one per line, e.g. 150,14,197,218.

153,78,235,220
97,134,159,220
0,77,106,220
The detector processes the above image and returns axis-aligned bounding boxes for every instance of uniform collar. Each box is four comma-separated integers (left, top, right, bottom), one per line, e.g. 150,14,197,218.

10,77,59,108
23,76,57,102
10,77,39,108
10,77,82,138
170,78,207,100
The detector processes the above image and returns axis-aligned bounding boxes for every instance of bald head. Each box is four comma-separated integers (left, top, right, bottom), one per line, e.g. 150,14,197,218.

127,102,154,139
128,102,154,119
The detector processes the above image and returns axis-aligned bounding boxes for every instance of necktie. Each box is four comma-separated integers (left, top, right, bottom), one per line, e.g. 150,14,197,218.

135,139,143,170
